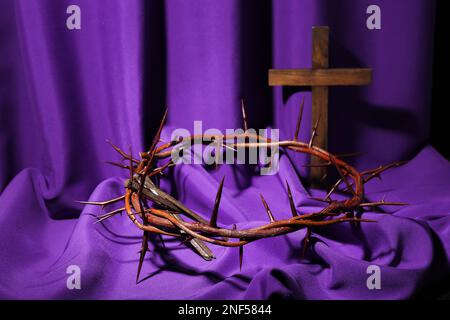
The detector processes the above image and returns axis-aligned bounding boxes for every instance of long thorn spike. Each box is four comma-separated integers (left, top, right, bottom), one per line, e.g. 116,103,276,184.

294,96,305,141
309,115,321,148
301,228,311,259
74,195,126,207
148,160,174,178
211,177,225,227
95,214,117,224
330,157,356,196
241,99,248,132
140,108,169,181
136,232,149,284
106,140,139,163
359,201,408,207
285,181,298,217
105,161,130,170
260,194,275,222
95,207,125,223
239,244,244,271
325,178,342,200
149,108,168,154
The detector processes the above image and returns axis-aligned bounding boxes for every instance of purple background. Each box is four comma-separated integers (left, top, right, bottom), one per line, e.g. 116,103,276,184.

0,0,449,299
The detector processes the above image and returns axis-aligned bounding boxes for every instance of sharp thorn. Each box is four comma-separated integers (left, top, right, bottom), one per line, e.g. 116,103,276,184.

241,99,248,132
325,178,342,200
260,194,275,222
330,157,356,196
136,232,149,284
309,115,320,148
95,207,125,223
239,244,244,271
148,160,175,178
74,195,125,207
359,201,408,207
211,177,225,228
294,96,305,141
106,139,138,163
285,180,298,217
104,161,130,170
301,228,311,260
149,108,168,155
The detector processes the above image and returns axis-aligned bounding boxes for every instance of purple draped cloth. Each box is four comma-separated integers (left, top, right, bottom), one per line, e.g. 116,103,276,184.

0,0,448,299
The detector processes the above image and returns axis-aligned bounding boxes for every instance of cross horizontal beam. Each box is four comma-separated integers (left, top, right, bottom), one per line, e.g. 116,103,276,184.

269,68,372,87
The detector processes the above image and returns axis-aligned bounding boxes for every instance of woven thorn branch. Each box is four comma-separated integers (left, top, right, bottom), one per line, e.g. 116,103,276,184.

77,100,406,283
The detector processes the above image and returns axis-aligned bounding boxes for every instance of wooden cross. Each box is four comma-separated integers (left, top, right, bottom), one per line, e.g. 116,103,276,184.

268,26,372,184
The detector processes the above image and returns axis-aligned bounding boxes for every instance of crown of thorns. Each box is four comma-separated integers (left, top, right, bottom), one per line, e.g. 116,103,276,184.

78,99,405,283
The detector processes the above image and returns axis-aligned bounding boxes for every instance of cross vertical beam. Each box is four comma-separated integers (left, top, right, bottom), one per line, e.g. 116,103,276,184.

310,26,329,183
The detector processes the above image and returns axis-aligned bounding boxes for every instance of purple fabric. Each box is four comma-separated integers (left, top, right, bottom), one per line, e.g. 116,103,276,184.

0,0,448,299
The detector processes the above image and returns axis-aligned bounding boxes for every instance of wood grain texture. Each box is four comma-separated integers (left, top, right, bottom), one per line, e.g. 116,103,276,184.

312,26,329,68
310,26,329,184
268,68,372,86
